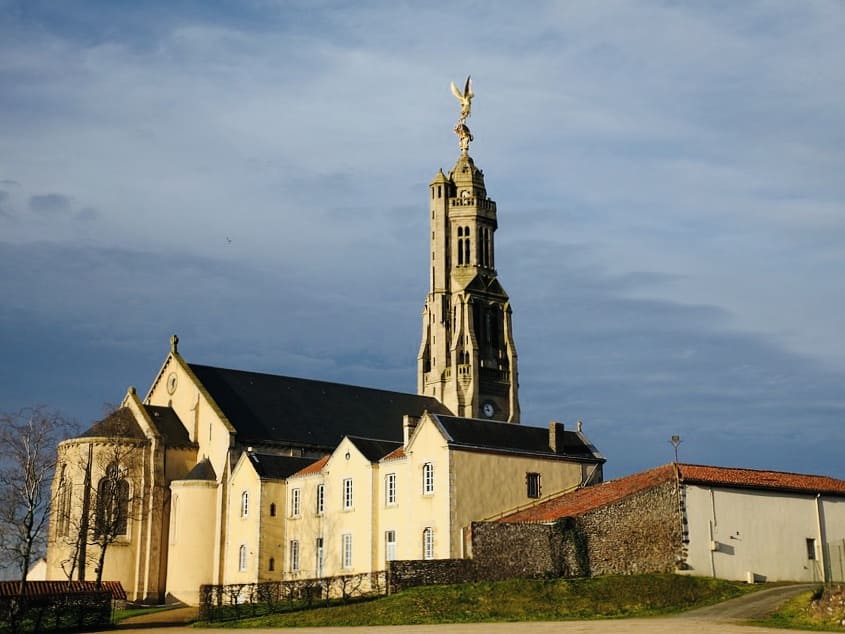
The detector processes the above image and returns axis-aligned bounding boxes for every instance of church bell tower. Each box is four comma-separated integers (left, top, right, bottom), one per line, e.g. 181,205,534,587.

417,77,520,423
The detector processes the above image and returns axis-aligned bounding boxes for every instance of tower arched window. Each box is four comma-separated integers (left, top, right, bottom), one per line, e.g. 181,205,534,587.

464,226,471,265
456,227,464,265
486,227,493,267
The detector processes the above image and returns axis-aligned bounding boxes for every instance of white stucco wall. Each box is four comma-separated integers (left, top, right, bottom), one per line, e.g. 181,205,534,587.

684,484,835,582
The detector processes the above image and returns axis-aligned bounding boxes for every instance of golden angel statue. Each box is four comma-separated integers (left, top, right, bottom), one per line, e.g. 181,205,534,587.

451,76,474,153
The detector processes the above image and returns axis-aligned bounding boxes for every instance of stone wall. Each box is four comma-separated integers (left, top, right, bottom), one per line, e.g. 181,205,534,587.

470,521,584,579
575,478,681,575
387,559,478,593
387,480,682,592
471,479,681,579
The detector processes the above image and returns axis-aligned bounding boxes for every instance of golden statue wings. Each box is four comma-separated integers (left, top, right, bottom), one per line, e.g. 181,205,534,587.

450,75,474,123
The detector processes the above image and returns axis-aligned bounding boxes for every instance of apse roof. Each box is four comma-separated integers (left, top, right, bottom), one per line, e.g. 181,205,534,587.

79,407,145,440
184,458,217,481
188,363,452,448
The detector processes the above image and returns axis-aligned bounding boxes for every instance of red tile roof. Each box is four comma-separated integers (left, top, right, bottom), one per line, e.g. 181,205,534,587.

289,455,329,478
679,463,845,496
499,463,845,523
0,580,126,599
499,464,675,523
382,446,406,461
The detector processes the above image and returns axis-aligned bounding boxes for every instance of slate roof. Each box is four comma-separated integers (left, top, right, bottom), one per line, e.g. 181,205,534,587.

247,453,318,480
144,405,193,447
432,415,604,461
499,463,845,523
347,437,403,462
184,459,217,481
79,407,145,440
188,363,452,448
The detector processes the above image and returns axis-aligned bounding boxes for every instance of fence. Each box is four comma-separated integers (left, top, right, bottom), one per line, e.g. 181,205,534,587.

198,571,386,622
0,591,113,634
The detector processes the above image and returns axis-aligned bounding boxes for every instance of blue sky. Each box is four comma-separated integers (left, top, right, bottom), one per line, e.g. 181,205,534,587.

1,0,843,480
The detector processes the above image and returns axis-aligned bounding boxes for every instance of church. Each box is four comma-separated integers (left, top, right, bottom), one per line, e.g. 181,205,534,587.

45,80,605,604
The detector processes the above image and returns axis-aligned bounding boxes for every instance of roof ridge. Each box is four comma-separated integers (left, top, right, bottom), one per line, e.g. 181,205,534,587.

188,362,436,400
679,462,833,479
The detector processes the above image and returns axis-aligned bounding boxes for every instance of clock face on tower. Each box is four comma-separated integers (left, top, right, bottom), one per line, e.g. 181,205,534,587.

482,401,495,418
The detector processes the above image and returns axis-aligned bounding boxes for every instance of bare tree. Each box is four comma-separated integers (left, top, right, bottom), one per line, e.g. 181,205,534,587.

0,407,70,594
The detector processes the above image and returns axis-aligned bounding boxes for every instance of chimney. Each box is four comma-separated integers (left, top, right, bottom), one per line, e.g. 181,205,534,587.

549,421,565,454
404,415,421,447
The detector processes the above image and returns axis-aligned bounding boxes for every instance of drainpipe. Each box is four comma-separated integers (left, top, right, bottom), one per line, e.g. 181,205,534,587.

709,488,717,578
815,494,828,584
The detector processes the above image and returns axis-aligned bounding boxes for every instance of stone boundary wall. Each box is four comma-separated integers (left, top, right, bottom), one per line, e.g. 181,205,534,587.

470,521,583,579
387,559,477,593
471,478,682,580
574,478,681,575
387,480,682,593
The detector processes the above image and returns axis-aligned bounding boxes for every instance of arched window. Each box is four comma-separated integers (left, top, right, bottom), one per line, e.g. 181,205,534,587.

95,463,129,538
423,527,434,560
241,491,249,517
457,227,464,266
422,462,434,494
269,502,276,517
238,544,247,571
268,557,275,572
464,226,471,265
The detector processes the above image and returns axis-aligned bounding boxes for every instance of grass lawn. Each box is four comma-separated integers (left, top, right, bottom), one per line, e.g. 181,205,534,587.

114,604,182,622
204,573,758,628
756,588,845,632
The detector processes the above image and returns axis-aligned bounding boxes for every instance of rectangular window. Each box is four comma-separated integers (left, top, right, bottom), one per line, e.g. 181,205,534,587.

342,533,352,569
386,473,397,506
806,538,817,560
422,462,434,494
316,484,325,515
385,530,396,562
343,478,353,510
526,472,541,499
291,488,301,517
316,537,324,577
289,539,300,572
240,491,249,517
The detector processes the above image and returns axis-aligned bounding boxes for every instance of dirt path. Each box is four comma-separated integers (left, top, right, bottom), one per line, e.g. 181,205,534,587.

677,583,815,621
